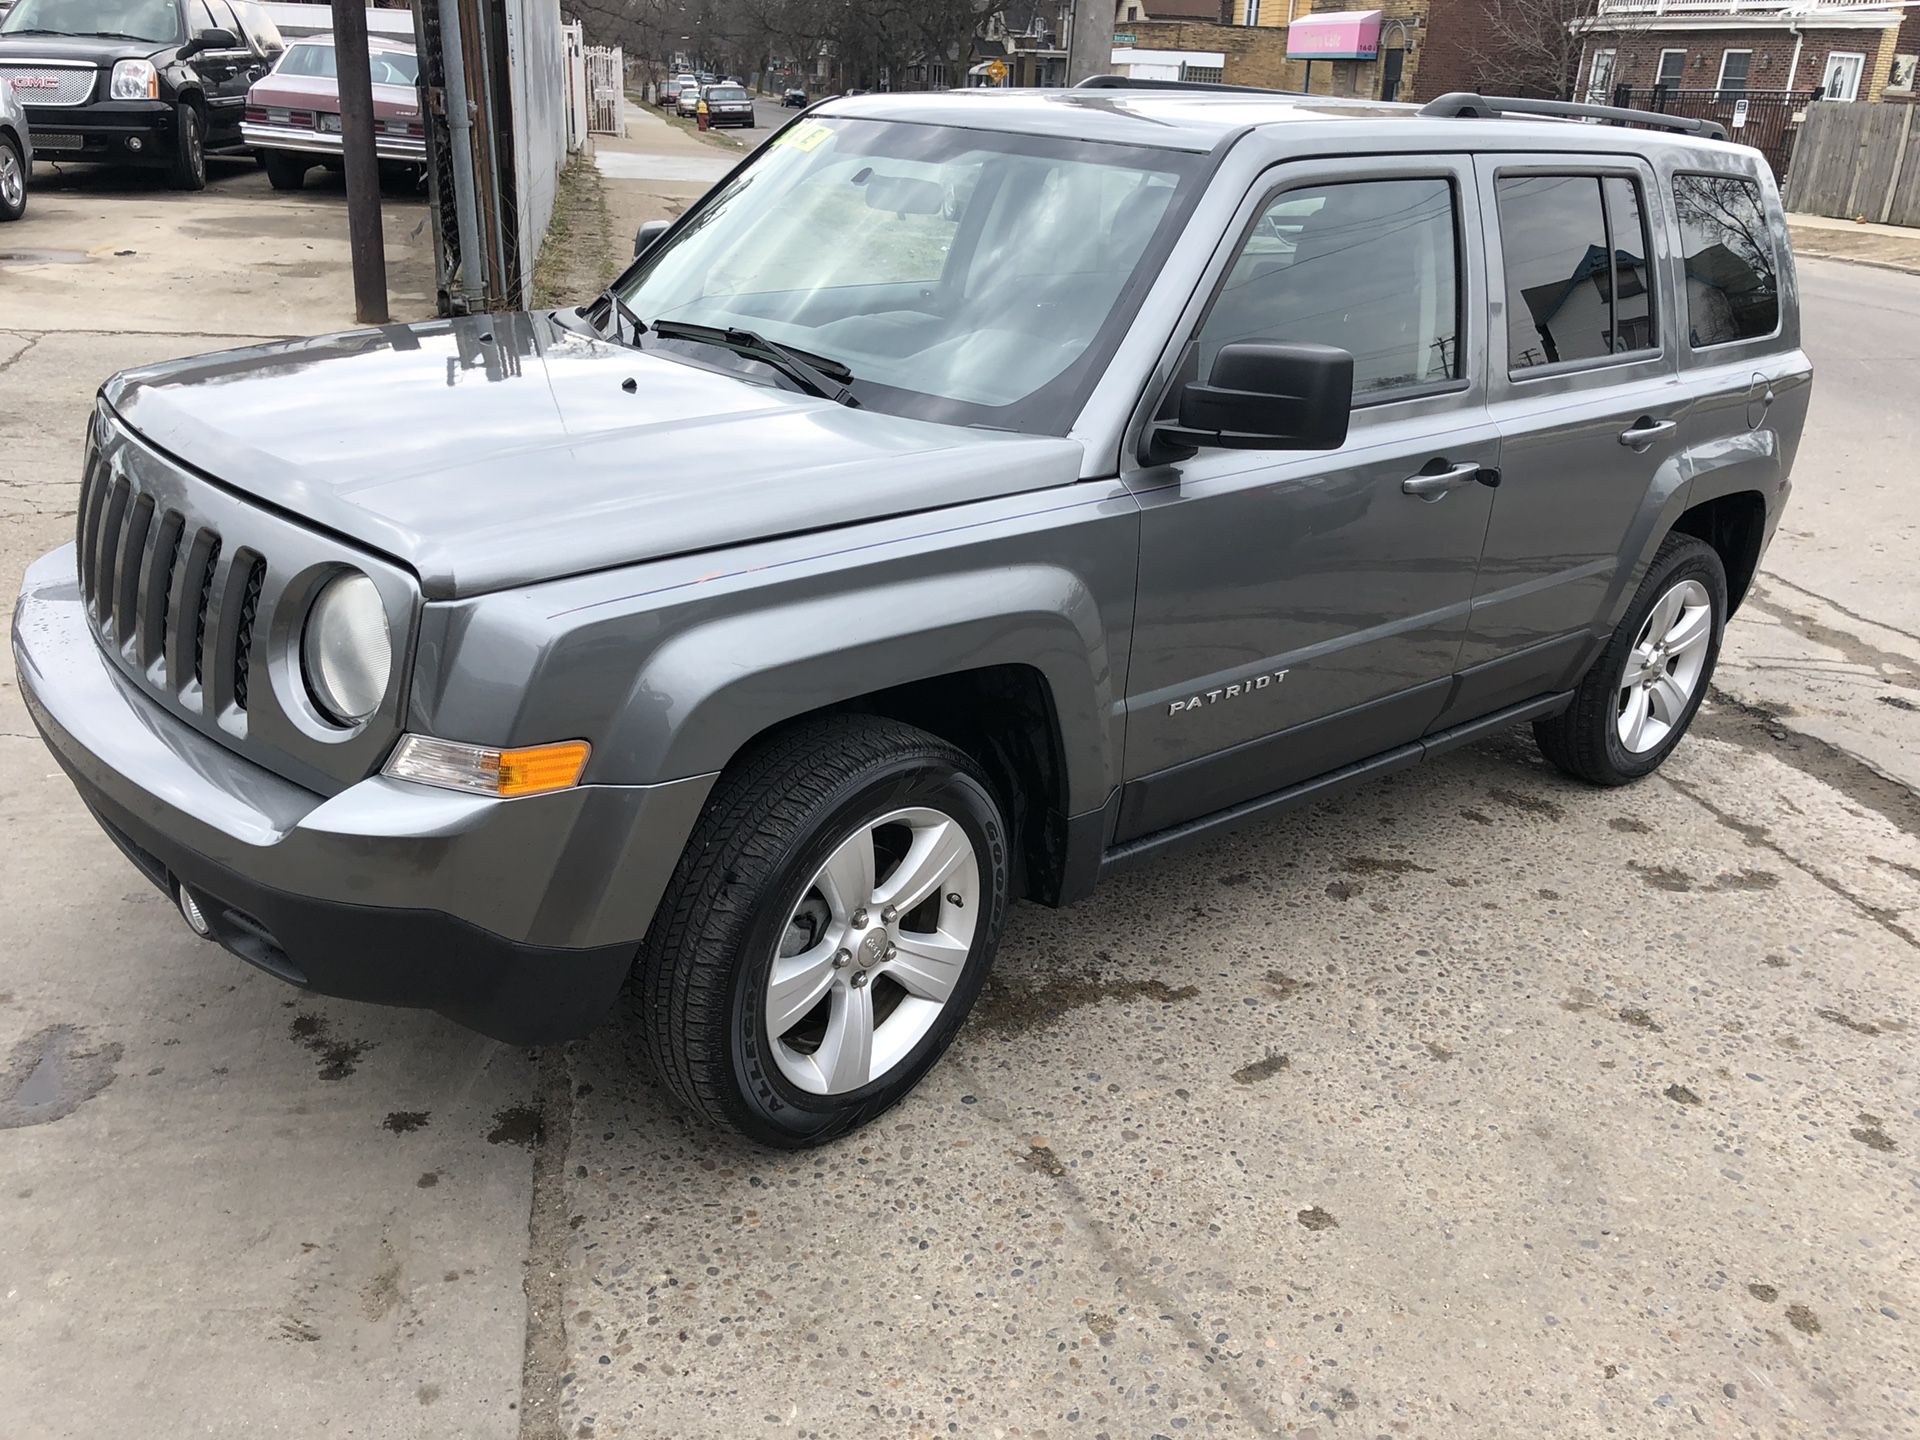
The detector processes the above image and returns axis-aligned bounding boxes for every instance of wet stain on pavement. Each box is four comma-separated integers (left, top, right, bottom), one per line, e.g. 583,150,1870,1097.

1458,808,1493,826
1341,855,1433,876
1707,868,1781,892
1263,970,1306,1000
1609,816,1652,834
288,1013,374,1081
1748,1283,1779,1303
417,1172,441,1188
1020,1142,1067,1178
1786,1304,1822,1336
277,1317,320,1343
487,1104,545,1147
1618,1007,1663,1032
1850,1113,1896,1151
1632,863,1696,892
0,1025,123,1130
1664,1084,1702,1106
383,1111,430,1134
1231,1050,1290,1086
1815,1007,1883,1036
1487,787,1564,820
972,969,1199,1037
1325,880,1360,901
1297,1206,1339,1231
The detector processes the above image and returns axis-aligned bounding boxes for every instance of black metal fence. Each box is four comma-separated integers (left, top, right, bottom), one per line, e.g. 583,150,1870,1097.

1613,86,1825,183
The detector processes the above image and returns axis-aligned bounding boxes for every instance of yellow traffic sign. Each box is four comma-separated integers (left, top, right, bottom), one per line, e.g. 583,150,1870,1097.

986,59,1008,84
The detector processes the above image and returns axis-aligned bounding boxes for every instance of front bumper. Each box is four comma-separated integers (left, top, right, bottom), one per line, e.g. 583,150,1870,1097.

23,98,175,166
13,545,715,1044
242,122,426,164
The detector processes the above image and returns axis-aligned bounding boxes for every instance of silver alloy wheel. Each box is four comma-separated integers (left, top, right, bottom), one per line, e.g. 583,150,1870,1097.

0,145,22,210
766,805,980,1096
1617,578,1712,753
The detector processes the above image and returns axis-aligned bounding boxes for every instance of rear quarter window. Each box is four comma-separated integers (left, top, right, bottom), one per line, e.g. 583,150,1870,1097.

1672,174,1779,346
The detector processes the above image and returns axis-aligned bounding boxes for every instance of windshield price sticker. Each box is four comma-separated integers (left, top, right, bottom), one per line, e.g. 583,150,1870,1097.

774,120,835,152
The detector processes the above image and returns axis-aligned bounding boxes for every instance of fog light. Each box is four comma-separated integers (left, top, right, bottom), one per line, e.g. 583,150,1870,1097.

177,887,212,938
126,136,144,152
384,734,591,799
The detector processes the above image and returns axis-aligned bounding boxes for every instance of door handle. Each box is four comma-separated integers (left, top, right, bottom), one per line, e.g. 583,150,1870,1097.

1402,461,1487,500
1618,418,1677,451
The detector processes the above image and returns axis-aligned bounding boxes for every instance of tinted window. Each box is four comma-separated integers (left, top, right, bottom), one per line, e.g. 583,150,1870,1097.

1673,174,1778,345
0,0,181,41
707,86,748,100
1497,174,1658,370
1196,177,1461,397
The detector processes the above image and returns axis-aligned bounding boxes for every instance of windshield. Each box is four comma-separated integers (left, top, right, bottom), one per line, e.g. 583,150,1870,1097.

1,0,179,40
615,117,1200,432
277,41,418,85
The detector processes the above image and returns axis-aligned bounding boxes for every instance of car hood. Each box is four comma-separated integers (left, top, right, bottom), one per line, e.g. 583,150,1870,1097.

0,33,167,64
102,311,1086,599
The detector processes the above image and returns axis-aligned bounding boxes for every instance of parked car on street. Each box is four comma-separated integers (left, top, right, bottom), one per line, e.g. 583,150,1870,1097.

0,67,29,219
657,74,684,108
698,81,753,128
0,0,283,189
782,85,805,107
674,79,703,118
241,31,420,191
15,85,1809,1149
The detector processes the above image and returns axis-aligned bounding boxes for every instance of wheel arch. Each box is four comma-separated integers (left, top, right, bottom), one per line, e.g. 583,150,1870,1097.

1670,488,1767,614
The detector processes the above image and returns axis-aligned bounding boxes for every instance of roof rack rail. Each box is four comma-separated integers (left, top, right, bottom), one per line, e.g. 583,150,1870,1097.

1419,91,1729,142
1074,74,1300,96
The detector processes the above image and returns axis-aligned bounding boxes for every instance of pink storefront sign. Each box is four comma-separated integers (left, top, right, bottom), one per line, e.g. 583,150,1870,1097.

1286,11,1383,61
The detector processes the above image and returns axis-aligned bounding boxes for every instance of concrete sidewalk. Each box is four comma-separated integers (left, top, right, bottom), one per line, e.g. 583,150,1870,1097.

591,103,742,252
1788,212,1920,275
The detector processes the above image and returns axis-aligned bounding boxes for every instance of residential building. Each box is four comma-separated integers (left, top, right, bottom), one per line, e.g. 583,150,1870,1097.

1573,0,1916,107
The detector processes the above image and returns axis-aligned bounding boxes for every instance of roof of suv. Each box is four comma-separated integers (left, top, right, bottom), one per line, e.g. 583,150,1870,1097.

812,87,1748,162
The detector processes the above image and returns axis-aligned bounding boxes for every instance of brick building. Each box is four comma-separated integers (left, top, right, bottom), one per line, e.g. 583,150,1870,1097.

1573,0,1916,106
1108,0,1565,103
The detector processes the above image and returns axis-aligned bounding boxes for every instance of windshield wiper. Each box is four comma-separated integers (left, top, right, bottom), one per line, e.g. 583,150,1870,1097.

649,319,857,406
586,287,646,347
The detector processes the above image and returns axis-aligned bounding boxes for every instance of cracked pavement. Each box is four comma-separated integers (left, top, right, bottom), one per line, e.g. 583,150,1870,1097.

1,150,1916,1440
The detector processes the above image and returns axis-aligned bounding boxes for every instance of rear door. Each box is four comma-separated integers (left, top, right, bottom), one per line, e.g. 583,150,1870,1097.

1444,155,1687,723
1117,154,1501,840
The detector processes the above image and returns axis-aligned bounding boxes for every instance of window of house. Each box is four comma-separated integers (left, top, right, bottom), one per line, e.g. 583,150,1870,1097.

1181,63,1225,84
1821,51,1865,102
1656,48,1687,89
1193,177,1461,398
1717,49,1751,93
1246,0,1262,23
1672,173,1779,346
1585,48,1617,103
1495,173,1659,371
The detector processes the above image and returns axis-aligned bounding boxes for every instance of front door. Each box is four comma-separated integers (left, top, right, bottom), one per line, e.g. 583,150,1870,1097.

1447,157,1685,721
1118,155,1498,841
188,0,251,147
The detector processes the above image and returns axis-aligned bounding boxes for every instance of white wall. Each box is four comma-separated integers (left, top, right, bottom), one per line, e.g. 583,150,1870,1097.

504,0,568,305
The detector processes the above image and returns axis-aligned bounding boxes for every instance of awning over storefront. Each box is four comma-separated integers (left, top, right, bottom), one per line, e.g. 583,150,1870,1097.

1286,10,1382,61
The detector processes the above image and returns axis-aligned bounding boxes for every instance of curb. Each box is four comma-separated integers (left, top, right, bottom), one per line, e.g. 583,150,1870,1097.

1790,246,1920,279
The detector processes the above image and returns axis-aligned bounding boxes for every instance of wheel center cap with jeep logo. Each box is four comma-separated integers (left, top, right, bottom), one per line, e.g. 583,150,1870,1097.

857,929,888,969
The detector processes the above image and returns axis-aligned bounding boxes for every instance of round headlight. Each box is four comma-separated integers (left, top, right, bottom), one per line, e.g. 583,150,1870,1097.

302,572,391,724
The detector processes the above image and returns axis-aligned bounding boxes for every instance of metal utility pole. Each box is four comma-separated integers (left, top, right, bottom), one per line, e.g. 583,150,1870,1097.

331,0,390,324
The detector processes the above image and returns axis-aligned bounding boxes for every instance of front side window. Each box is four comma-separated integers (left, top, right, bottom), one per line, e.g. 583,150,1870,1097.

1496,173,1658,371
0,0,174,38
615,117,1201,430
1191,177,1461,398
1673,173,1778,346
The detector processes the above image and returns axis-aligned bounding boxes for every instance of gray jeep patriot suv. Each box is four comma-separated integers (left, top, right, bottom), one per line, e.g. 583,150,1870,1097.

14,84,1808,1146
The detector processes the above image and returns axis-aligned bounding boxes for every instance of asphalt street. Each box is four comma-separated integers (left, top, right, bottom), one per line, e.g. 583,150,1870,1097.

0,129,1916,1440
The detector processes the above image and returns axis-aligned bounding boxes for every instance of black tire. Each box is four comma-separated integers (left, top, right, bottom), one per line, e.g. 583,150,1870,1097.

633,715,1011,1148
1534,533,1727,786
0,134,25,223
169,103,207,191
261,150,307,191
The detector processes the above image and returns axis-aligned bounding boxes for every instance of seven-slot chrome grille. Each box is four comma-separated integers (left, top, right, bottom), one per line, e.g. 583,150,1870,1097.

74,409,418,796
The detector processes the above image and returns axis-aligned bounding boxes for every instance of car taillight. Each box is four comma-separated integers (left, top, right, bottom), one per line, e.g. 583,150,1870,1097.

245,106,267,123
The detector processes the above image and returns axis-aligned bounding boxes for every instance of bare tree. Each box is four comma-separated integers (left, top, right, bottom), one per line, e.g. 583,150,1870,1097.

1450,0,1617,102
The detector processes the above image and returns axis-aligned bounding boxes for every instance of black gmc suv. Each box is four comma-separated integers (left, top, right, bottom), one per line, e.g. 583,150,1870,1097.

0,0,282,188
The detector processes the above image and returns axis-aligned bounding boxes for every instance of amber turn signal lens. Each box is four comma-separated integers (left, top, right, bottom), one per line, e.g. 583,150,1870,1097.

497,742,591,798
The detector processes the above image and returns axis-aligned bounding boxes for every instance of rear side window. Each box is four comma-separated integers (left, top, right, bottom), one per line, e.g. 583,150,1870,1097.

1196,177,1462,398
1672,174,1779,346
1496,174,1658,371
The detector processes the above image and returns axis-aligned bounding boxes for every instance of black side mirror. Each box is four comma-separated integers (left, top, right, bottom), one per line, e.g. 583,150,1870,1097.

1151,341,1354,461
633,219,671,259
184,26,237,55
